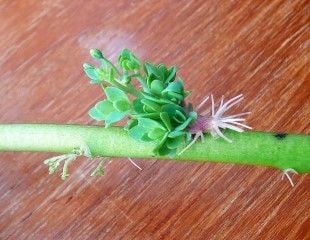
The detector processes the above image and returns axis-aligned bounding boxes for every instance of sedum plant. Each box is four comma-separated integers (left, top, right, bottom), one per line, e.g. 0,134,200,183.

0,48,309,185
84,48,196,157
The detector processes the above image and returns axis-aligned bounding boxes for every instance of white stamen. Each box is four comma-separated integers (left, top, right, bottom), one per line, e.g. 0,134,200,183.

128,157,142,170
222,118,246,122
213,125,232,142
215,94,244,117
217,121,245,132
203,94,250,142
220,95,224,109
196,96,209,111
178,132,202,155
211,94,215,117
226,121,252,129
222,112,251,119
281,168,298,187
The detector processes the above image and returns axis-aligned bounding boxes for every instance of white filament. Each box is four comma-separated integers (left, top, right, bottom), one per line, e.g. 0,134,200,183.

281,168,298,187
208,94,252,142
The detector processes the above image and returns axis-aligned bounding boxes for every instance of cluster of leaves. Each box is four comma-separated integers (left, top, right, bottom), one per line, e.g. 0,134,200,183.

84,49,197,157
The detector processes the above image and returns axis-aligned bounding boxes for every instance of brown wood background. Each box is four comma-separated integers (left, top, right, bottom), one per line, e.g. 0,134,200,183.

0,0,309,239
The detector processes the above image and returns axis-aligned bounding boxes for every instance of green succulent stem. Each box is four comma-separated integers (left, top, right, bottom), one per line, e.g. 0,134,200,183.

136,75,148,89
0,124,309,173
100,57,122,77
108,78,141,97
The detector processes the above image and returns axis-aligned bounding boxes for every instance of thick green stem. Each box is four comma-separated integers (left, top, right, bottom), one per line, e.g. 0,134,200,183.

0,124,309,173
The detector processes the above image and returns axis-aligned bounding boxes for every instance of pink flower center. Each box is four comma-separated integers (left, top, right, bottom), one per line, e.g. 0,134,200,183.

189,115,211,134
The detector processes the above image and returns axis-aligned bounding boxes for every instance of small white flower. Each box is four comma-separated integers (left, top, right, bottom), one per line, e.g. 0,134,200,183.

207,94,252,142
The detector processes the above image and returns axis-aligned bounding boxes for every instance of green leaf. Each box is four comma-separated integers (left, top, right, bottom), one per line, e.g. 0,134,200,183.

131,112,159,119
174,118,192,132
175,110,187,121
163,81,184,94
141,99,161,112
144,62,159,76
168,131,186,138
95,100,115,117
148,128,166,140
174,112,197,132
129,125,145,140
141,91,163,104
128,125,152,142
143,105,154,114
83,63,102,83
106,111,128,126
88,106,106,121
166,65,177,82
166,135,185,149
158,98,176,105
161,104,184,118
154,138,177,157
125,118,138,130
150,80,164,94
157,64,166,80
105,87,129,102
153,133,169,153
166,91,183,101
113,100,131,112
133,99,144,113
160,112,172,131
118,49,141,70
167,148,177,158
138,118,166,130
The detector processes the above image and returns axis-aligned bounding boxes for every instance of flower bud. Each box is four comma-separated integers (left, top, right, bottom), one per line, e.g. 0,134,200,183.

90,49,103,59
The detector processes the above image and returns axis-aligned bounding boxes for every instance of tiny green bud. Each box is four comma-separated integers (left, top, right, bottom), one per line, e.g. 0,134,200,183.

83,63,94,69
90,48,104,59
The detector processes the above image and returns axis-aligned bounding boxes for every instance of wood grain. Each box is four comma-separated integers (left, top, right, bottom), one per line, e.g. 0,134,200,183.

0,0,309,239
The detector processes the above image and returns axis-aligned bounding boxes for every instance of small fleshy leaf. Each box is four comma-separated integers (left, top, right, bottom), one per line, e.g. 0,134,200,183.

166,65,177,82
160,112,172,131
95,100,115,117
83,63,103,83
168,131,186,138
138,118,166,130
141,99,161,112
174,115,195,132
150,80,164,94
128,125,152,142
88,107,106,121
166,135,185,149
148,128,166,140
105,87,129,102
113,100,131,112
106,112,128,126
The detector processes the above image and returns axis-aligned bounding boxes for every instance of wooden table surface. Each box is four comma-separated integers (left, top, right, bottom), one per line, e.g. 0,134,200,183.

0,1,309,239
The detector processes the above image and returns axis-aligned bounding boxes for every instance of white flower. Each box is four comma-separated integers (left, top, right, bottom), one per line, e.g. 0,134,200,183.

178,94,251,155
207,94,252,142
